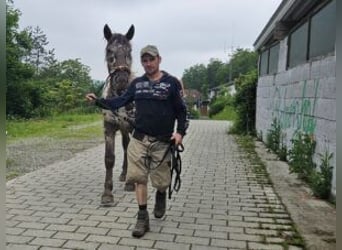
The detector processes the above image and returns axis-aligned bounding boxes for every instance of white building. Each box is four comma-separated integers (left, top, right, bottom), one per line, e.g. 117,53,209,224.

254,0,336,197
208,82,236,101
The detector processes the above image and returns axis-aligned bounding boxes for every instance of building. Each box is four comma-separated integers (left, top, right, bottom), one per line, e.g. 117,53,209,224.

208,81,236,101
254,0,336,197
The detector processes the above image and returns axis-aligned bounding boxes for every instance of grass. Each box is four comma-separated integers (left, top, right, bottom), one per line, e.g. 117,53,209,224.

6,112,105,181
234,134,306,249
6,112,104,143
234,134,273,185
211,105,237,121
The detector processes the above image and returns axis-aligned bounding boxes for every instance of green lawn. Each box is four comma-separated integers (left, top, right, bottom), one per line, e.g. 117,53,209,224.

211,105,237,121
6,112,104,142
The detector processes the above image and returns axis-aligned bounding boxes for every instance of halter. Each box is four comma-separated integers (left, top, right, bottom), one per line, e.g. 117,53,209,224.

101,63,134,126
104,64,131,95
109,65,131,76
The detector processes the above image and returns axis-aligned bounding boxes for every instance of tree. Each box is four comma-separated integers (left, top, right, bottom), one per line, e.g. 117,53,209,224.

6,1,33,79
206,59,223,89
6,0,35,118
37,59,94,114
229,48,258,80
6,0,97,118
23,26,56,75
181,49,257,98
182,63,207,92
215,63,230,85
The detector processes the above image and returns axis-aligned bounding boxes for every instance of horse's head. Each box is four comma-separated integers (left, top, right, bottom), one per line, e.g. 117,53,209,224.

104,24,135,92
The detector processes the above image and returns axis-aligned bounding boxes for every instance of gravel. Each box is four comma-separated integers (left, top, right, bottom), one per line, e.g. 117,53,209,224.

6,136,104,180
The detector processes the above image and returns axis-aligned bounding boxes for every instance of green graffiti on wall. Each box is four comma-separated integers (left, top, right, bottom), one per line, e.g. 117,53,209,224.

270,80,319,134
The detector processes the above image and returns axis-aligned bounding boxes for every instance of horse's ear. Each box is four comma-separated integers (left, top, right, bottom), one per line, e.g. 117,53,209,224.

125,24,135,40
104,24,112,41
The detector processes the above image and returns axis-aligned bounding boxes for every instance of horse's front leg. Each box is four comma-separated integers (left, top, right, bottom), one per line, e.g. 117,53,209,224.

120,131,135,191
101,121,115,206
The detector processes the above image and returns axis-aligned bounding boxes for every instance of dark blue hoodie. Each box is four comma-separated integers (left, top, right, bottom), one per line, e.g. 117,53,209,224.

96,71,187,138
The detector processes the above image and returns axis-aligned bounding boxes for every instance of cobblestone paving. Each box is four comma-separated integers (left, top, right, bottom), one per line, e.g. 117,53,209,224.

6,120,304,249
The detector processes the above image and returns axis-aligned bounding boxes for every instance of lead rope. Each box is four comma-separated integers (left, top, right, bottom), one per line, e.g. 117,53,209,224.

168,143,184,199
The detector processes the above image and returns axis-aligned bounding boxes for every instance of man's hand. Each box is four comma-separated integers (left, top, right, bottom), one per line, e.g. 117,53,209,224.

85,93,97,103
171,132,183,145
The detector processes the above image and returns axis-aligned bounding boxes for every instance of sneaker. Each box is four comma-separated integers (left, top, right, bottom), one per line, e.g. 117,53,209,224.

153,191,166,218
132,210,150,238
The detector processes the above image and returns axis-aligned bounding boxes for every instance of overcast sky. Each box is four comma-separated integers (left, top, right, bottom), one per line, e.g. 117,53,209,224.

13,0,282,80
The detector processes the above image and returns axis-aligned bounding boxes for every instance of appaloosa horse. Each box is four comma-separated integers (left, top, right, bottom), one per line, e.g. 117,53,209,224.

100,24,135,206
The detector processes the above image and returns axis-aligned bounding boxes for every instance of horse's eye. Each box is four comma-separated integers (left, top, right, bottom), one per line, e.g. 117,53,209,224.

107,55,115,63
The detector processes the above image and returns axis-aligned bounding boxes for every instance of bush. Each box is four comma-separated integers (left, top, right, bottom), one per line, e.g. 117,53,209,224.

288,132,316,182
188,108,200,119
211,105,237,121
209,96,228,117
309,151,333,199
230,70,257,135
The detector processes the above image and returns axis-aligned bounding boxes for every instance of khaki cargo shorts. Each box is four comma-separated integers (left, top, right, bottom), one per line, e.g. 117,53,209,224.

126,135,171,192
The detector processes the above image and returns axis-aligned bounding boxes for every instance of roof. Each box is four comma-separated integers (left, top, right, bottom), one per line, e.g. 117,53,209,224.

253,0,327,50
184,89,202,99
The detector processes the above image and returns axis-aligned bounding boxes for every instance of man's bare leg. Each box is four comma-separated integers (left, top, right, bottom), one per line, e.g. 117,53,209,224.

132,183,150,238
136,183,147,205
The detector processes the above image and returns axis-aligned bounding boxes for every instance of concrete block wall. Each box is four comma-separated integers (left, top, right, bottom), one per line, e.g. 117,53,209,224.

255,39,336,197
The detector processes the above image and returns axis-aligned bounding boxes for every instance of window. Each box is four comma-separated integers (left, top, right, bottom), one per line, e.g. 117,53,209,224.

269,43,280,74
259,42,279,76
259,50,269,76
309,0,336,59
288,22,308,68
287,0,336,68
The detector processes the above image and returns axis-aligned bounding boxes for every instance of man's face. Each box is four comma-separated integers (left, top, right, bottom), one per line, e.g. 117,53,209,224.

141,54,160,75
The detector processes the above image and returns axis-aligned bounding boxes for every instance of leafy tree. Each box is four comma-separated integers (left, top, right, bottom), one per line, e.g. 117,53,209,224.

91,80,106,96
215,63,231,85
182,63,207,92
56,59,92,88
229,48,258,80
181,49,257,99
6,0,98,118
34,59,94,114
206,59,223,89
23,26,57,75
6,0,35,118
51,80,82,112
201,83,208,100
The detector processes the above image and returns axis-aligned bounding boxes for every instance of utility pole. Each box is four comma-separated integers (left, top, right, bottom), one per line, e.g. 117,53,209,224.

229,46,233,84
225,27,234,85
224,42,232,83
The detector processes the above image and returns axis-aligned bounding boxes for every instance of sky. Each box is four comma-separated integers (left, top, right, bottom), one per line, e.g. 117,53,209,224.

13,0,282,80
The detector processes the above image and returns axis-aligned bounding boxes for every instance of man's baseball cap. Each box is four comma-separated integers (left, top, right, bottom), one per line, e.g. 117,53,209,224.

140,45,159,57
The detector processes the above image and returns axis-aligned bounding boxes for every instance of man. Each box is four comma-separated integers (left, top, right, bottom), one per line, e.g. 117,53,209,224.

86,45,187,238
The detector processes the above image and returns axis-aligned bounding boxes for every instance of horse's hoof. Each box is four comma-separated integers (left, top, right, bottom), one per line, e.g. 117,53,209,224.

124,183,135,192
101,194,114,206
100,201,115,207
119,173,126,182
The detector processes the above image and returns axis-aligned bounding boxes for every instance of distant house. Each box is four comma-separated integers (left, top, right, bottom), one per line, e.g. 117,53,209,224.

254,0,336,197
183,89,202,103
208,82,236,101
183,89,210,116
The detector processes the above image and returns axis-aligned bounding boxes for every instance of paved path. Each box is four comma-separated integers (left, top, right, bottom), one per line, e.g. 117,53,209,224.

6,120,305,250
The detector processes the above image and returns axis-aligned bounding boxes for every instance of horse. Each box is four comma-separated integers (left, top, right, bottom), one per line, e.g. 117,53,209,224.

100,24,135,206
